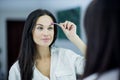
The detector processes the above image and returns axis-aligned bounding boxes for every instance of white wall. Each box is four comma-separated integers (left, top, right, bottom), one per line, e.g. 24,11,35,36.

0,0,92,79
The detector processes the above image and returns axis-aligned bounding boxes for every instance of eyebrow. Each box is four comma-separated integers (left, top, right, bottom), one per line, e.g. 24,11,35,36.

36,24,43,26
36,23,53,26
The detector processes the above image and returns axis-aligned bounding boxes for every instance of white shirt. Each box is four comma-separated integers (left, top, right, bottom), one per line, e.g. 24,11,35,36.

83,69,119,80
8,47,85,80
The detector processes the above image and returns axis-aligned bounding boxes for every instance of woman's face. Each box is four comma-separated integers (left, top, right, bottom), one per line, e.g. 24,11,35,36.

32,15,54,47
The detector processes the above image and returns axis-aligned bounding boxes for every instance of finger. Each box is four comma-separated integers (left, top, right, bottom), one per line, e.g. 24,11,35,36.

64,21,69,29
69,25,73,30
66,21,71,30
59,23,67,33
67,21,74,30
59,23,65,30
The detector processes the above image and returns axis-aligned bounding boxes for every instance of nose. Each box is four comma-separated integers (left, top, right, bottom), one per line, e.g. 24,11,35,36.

43,29,49,36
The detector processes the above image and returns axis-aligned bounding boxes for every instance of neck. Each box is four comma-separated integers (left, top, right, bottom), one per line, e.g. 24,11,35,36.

36,46,51,59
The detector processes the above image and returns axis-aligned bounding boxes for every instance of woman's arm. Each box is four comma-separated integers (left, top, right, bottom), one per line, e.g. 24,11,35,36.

58,21,86,55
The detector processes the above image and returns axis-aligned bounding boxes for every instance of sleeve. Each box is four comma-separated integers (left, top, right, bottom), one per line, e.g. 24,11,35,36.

75,55,85,75
64,48,85,75
8,62,21,80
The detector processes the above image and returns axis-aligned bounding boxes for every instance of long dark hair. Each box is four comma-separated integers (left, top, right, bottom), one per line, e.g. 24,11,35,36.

83,0,120,79
18,9,57,80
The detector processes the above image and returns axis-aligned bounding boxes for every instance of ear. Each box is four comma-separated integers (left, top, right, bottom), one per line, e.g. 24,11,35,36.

32,27,35,35
32,26,36,32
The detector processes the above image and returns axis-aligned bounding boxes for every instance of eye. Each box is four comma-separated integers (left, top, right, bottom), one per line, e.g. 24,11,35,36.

37,26,43,30
48,26,54,30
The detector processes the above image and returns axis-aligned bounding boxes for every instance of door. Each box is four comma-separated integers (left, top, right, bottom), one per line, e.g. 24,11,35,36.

7,20,25,71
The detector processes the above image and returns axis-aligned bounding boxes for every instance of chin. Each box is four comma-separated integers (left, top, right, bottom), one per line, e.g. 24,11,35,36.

42,43,51,47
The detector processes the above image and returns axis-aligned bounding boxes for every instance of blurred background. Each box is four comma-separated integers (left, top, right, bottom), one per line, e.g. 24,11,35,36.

0,0,92,80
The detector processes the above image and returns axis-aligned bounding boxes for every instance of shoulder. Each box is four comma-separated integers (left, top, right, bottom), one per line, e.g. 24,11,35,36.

83,69,119,80
83,73,98,80
9,61,20,73
98,69,119,80
8,61,21,80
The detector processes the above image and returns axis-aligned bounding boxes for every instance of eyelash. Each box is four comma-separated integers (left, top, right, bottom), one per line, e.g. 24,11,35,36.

48,27,54,30
36,26,54,30
37,26,43,30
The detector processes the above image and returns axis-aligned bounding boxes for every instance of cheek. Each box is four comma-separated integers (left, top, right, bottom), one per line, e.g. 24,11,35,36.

32,31,41,41
51,31,54,38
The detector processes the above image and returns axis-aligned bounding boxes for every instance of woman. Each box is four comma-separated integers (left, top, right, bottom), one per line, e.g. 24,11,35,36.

8,9,86,80
82,0,120,80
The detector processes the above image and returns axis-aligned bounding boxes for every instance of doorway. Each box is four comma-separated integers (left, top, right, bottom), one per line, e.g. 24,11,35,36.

7,20,25,71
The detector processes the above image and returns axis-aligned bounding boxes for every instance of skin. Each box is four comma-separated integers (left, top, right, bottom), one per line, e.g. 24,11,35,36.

32,15,86,79
32,15,54,78
59,21,86,55
32,15,54,48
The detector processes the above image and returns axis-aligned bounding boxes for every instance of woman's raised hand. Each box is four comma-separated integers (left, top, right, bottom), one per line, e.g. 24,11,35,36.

58,20,86,55
59,21,77,41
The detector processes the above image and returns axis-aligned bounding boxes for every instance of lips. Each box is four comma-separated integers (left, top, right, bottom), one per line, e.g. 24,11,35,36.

42,38,50,42
42,38,50,40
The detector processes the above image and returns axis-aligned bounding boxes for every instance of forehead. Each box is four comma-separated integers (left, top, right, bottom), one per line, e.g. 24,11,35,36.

36,15,53,25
